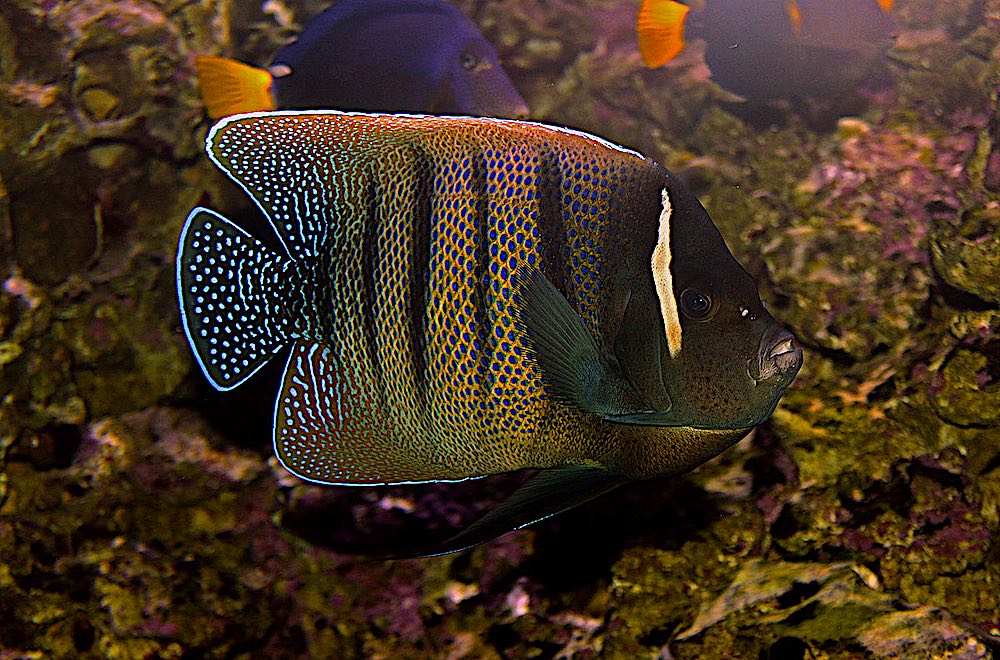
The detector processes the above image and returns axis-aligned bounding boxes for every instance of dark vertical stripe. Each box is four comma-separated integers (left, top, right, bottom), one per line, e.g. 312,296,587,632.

312,207,337,341
409,149,433,405
536,147,567,295
471,150,491,402
594,160,624,339
360,172,383,392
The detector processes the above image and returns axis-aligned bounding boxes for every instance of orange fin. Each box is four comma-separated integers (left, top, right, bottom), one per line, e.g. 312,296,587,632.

637,0,690,68
786,0,803,39
194,55,275,119
877,0,893,12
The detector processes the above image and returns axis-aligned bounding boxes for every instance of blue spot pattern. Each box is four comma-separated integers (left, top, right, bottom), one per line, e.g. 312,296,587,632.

180,110,659,486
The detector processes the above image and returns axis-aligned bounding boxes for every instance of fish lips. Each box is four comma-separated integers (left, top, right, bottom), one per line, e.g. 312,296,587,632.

750,327,803,386
610,331,803,429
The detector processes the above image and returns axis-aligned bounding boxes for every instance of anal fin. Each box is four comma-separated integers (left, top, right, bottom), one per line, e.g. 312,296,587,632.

273,341,463,486
393,465,624,558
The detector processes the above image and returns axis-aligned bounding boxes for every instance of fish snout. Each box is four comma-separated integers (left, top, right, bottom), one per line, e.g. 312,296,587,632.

753,328,803,384
469,97,530,120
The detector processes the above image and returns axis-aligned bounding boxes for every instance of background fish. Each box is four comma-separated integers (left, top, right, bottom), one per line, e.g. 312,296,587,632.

176,111,801,554
637,0,897,99
195,0,529,119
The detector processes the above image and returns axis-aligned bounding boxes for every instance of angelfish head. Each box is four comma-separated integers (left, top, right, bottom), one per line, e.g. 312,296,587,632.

615,173,802,430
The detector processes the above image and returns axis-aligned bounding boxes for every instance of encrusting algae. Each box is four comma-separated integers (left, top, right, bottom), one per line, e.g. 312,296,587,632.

0,0,998,657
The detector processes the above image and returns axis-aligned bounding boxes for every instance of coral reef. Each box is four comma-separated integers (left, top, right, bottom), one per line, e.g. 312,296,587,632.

1,0,998,657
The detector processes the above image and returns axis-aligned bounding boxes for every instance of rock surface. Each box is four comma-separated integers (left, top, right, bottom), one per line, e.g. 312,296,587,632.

1,0,998,657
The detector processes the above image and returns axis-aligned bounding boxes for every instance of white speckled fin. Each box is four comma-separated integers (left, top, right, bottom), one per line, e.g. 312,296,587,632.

176,207,289,391
206,113,374,261
273,341,466,486
205,110,647,263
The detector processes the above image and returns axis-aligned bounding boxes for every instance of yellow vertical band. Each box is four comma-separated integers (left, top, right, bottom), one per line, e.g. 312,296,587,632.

651,187,682,358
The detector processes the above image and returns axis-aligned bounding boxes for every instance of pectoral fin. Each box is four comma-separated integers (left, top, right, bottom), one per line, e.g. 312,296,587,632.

514,266,652,418
396,465,625,558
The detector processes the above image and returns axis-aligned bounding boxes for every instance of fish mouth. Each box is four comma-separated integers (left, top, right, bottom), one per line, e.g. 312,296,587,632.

751,328,803,384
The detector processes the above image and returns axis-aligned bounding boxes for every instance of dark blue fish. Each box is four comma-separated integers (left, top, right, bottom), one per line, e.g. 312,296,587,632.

195,0,528,119
637,0,897,100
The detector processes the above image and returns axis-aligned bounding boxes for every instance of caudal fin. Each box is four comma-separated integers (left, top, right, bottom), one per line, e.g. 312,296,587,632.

194,55,276,119
176,207,290,391
636,0,690,68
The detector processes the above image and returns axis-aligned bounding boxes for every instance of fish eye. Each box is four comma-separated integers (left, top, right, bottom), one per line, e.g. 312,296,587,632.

680,288,713,319
461,52,479,71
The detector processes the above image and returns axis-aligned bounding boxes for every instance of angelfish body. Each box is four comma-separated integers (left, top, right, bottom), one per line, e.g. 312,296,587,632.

177,111,802,553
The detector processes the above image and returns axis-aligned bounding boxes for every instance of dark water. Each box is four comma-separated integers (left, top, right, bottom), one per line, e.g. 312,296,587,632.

0,0,998,657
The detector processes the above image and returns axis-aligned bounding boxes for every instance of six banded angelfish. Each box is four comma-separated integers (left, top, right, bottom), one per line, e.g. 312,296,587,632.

175,110,802,555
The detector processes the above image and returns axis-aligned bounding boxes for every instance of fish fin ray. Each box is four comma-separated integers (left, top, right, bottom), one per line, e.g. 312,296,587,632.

206,113,378,262
636,0,690,68
394,466,624,558
176,208,288,391
513,265,650,417
274,341,464,485
195,56,275,119
206,112,646,262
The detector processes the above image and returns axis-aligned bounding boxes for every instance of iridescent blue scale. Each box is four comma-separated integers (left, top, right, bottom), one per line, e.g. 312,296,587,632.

176,109,802,554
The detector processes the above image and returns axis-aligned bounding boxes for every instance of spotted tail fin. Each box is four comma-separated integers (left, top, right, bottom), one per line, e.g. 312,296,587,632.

176,207,291,391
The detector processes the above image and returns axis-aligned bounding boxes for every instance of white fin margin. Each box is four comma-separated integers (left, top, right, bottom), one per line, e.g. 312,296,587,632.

207,108,645,160
651,187,682,358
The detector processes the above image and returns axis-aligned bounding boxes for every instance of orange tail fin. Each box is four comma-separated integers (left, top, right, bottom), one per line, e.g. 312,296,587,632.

194,55,275,119
786,0,803,39
637,0,690,68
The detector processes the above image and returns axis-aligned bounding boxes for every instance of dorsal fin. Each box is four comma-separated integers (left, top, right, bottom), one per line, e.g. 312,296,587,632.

206,113,376,261
205,111,648,261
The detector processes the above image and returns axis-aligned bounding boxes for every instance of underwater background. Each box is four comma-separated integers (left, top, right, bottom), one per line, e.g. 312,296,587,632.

0,0,998,657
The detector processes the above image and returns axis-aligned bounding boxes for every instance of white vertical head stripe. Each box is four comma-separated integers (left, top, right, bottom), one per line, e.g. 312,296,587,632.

651,187,683,358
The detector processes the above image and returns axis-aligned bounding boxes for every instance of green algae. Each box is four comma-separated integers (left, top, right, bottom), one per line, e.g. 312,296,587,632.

677,560,897,641
928,348,1000,427
0,0,998,656
610,547,714,643
932,207,1000,305
859,606,992,659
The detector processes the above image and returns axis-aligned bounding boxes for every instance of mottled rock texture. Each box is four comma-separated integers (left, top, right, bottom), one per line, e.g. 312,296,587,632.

1,0,998,657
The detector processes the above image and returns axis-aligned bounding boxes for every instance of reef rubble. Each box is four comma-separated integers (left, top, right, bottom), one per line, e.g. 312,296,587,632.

0,0,998,657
